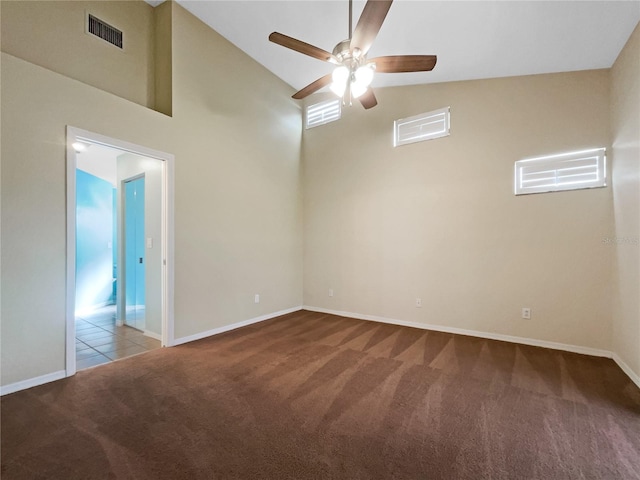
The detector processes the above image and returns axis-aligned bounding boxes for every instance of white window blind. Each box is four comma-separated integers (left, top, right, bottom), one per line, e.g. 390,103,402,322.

514,148,606,195
393,107,450,147
305,99,341,129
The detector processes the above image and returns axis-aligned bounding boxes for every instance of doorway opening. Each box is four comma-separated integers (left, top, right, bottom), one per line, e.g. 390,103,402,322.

124,174,146,331
66,127,174,375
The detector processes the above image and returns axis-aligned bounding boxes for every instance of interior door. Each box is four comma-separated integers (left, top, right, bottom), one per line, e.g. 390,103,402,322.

124,176,146,331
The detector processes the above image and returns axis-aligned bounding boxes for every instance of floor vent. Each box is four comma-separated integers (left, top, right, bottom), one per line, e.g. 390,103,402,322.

87,14,123,49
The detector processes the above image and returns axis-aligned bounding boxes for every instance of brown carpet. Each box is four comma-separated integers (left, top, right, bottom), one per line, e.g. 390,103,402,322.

2,310,640,479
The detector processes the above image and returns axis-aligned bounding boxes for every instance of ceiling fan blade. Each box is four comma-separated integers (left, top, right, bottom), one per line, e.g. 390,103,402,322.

350,0,393,56
359,88,378,109
269,32,335,63
370,55,437,73
292,74,333,99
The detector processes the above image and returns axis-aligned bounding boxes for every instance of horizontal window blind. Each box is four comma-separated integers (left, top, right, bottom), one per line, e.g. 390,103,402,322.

515,148,606,195
306,99,341,129
394,107,450,147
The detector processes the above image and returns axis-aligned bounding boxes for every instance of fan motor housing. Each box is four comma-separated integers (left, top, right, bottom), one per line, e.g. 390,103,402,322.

332,39,354,62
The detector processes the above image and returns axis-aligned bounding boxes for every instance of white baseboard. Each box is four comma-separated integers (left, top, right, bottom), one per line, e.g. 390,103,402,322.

302,305,614,359
309,303,640,387
5,306,638,396
144,330,162,341
612,353,640,389
1,307,303,395
0,370,66,396
172,306,303,346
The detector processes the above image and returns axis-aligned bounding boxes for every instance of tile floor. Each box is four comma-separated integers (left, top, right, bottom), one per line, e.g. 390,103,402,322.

75,306,161,370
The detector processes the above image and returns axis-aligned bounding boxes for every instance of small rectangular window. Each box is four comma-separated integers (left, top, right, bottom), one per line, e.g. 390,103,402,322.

305,99,341,129
514,148,606,195
394,107,450,147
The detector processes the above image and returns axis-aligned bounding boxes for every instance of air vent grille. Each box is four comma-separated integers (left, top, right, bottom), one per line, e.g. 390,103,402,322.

88,14,123,49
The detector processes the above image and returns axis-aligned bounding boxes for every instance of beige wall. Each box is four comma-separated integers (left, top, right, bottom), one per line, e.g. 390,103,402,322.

1,0,157,109
169,6,303,338
303,70,613,350
153,0,172,116
611,22,640,378
1,2,303,387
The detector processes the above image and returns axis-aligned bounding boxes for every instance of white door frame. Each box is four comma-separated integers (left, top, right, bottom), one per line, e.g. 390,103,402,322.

66,126,175,377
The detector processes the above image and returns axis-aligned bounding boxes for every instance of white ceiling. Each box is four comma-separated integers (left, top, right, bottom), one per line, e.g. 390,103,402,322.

167,1,639,93
76,143,120,186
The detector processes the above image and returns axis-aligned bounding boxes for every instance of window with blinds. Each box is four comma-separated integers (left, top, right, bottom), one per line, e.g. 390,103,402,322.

305,99,341,129
393,107,450,147
514,148,606,195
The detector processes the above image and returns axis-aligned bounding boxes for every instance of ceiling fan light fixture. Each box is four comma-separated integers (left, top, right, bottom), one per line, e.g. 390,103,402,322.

349,64,374,98
355,64,375,87
330,65,349,97
332,65,349,84
350,81,368,99
330,81,347,97
271,0,436,108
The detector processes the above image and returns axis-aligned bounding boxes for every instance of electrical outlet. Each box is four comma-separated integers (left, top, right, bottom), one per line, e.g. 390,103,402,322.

416,298,422,308
522,307,531,319
329,289,334,297
254,294,260,304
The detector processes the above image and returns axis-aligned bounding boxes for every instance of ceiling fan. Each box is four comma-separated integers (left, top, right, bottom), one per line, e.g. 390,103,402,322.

269,0,437,109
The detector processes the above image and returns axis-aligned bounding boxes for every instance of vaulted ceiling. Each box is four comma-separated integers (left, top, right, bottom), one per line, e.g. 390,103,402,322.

159,1,639,92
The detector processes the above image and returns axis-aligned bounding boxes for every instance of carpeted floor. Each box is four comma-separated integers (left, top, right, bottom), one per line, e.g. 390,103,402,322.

2,310,640,479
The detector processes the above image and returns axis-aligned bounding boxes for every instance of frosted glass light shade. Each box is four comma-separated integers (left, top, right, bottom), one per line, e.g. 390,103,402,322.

330,66,349,97
355,65,374,87
350,81,367,99
330,82,346,97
